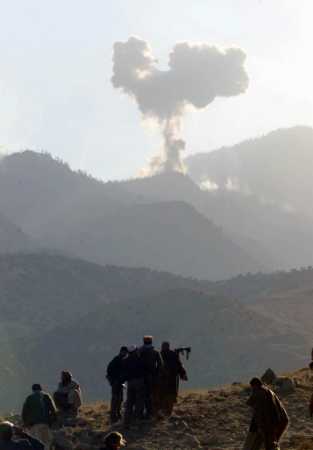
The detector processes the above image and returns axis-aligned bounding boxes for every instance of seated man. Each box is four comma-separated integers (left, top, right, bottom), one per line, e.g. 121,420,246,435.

0,421,44,450
53,371,82,419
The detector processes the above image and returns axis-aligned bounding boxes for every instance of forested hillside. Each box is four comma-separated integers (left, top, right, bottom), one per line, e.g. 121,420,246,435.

186,126,313,218
0,151,264,280
0,253,312,411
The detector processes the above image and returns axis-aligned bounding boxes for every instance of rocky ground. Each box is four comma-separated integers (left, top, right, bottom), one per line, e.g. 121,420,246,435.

7,368,313,450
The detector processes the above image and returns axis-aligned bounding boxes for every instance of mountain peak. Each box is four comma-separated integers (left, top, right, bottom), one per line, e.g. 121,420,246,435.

120,170,201,203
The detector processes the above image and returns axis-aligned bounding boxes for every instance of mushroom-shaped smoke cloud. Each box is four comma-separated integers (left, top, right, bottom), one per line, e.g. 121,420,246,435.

112,36,249,174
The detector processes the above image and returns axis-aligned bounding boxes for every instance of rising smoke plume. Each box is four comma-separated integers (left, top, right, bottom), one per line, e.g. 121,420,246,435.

112,36,249,174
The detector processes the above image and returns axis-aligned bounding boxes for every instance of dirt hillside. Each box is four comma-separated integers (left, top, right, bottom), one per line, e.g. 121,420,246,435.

27,367,313,450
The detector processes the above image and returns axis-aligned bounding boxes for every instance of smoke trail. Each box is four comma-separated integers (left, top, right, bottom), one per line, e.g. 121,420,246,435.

112,37,248,174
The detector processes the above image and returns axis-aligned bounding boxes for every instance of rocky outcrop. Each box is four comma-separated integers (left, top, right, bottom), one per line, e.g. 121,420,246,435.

261,368,277,385
275,376,296,394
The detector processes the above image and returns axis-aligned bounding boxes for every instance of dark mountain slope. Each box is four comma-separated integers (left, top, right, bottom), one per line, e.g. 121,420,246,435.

0,253,210,410
0,253,313,410
37,200,261,280
0,253,212,334
0,151,135,233
23,288,308,404
0,212,35,253
121,170,313,270
210,266,313,303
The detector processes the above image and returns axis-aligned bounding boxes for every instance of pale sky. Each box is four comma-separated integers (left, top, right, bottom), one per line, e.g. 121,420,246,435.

0,0,312,180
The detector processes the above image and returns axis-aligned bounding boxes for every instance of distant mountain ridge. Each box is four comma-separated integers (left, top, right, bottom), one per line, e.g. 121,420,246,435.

0,151,264,280
185,126,313,217
1,135,313,276
120,170,313,271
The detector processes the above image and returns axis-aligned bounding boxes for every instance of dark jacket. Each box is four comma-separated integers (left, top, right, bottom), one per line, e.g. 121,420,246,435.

22,392,57,427
140,345,163,378
106,355,126,385
161,350,186,378
161,349,187,394
122,352,145,382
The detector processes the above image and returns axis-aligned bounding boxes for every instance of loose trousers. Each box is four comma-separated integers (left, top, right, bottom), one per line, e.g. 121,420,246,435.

124,378,145,425
110,383,123,423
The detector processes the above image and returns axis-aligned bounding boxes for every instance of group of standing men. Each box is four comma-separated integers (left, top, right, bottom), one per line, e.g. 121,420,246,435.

106,336,188,428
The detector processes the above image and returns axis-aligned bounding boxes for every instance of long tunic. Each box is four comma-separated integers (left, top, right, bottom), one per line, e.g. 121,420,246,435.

160,350,187,399
247,385,289,437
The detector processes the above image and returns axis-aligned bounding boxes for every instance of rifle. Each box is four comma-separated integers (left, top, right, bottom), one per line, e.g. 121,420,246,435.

174,346,191,360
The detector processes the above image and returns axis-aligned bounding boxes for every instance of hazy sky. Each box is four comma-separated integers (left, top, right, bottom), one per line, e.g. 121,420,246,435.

0,0,312,180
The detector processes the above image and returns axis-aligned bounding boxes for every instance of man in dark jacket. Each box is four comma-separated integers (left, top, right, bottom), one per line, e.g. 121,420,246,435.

0,421,44,450
122,346,145,428
159,342,188,416
22,384,57,450
243,377,289,450
139,336,163,418
106,346,128,423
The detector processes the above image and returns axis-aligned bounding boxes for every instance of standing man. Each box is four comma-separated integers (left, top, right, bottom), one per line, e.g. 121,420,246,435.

122,346,145,429
139,336,163,418
159,342,188,416
309,356,313,416
243,377,289,450
22,384,57,450
106,346,128,424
